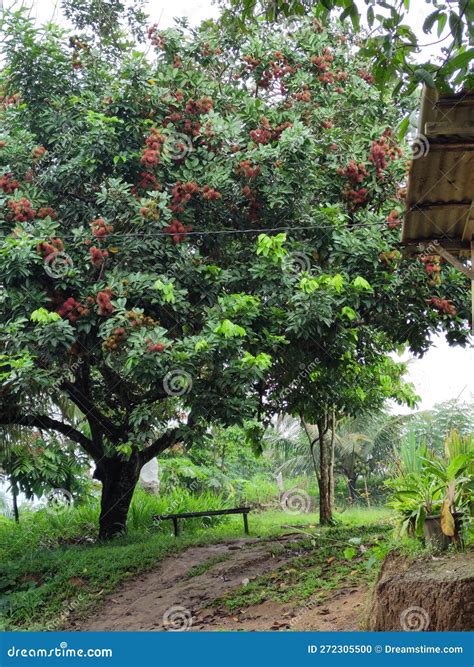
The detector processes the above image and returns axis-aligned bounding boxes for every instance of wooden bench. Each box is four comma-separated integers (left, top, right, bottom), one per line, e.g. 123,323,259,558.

153,507,251,537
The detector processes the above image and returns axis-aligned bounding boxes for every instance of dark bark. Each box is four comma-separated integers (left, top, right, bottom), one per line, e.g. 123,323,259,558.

12,484,19,523
347,474,358,502
329,411,336,510
94,454,141,540
318,418,332,525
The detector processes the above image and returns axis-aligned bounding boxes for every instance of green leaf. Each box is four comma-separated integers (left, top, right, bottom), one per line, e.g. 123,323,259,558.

437,12,447,37
442,49,474,74
214,319,246,338
343,546,358,560
352,276,372,291
398,115,410,141
153,279,176,304
341,306,357,321
30,308,61,324
414,68,436,88
423,10,440,34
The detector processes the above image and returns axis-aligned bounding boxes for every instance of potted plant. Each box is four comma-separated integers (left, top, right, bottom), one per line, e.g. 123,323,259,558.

387,433,473,549
420,442,473,548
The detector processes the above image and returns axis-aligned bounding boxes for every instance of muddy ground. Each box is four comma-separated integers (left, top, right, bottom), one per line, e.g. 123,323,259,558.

72,534,368,632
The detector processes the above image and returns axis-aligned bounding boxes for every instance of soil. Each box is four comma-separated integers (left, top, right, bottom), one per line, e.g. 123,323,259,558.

71,534,366,632
369,550,474,631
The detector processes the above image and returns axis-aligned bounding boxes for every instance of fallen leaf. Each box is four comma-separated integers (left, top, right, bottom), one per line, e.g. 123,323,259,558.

441,499,455,537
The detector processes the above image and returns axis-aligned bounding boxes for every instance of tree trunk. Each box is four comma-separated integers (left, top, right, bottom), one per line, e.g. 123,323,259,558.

363,475,371,508
318,419,332,525
94,455,141,540
220,441,226,471
329,411,336,510
347,475,358,502
12,484,19,523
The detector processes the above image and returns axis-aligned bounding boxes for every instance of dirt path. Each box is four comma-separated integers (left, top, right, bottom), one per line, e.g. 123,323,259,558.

72,534,367,632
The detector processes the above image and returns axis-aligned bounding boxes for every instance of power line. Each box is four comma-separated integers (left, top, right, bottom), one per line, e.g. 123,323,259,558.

42,219,398,240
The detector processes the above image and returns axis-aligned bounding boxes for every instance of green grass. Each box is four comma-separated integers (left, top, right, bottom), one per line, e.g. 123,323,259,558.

185,554,229,578
0,491,394,632
211,523,391,611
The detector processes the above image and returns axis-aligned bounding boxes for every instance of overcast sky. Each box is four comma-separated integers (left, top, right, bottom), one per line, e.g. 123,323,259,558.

2,0,473,412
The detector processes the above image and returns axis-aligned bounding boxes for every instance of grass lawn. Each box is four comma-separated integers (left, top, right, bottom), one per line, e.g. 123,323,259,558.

0,499,393,631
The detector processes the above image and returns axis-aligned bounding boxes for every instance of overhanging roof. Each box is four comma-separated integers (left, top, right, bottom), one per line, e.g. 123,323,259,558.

401,88,474,255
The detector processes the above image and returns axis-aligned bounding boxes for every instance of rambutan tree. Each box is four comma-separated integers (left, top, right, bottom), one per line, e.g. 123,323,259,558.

0,7,470,536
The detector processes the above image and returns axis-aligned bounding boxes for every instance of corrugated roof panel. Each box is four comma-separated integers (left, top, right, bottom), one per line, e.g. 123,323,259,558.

406,145,474,207
403,205,470,243
401,89,474,248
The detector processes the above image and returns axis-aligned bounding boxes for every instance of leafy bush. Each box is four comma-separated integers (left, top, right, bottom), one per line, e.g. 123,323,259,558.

386,432,473,541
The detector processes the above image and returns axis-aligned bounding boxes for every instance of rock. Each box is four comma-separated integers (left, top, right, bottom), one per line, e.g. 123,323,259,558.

369,550,474,631
139,458,160,494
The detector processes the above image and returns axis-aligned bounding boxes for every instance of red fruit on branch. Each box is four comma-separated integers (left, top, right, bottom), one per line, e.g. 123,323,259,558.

202,184,222,201
90,246,109,267
6,197,36,222
294,90,311,102
147,343,166,353
428,297,457,317
37,237,64,257
249,128,272,144
147,24,165,49
138,171,160,191
145,128,165,150
32,146,47,160
0,173,20,194
185,97,213,115
140,149,160,167
96,289,114,316
105,326,127,351
163,219,192,244
91,218,113,238
37,206,57,220
236,160,260,179
387,209,400,229
318,72,335,85
358,69,374,84
57,297,89,322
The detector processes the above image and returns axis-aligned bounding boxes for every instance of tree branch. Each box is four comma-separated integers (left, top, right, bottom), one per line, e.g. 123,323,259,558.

60,379,124,442
0,413,100,460
140,428,179,465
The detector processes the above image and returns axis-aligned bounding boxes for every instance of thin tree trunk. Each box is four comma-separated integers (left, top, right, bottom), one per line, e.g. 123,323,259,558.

12,484,19,523
318,418,332,525
347,475,358,502
363,475,371,508
94,455,141,540
220,441,226,471
329,409,336,510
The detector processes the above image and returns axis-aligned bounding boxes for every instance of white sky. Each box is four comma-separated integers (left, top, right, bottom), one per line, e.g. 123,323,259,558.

2,0,473,412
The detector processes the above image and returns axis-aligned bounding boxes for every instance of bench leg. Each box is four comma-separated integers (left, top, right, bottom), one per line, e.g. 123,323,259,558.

243,513,249,535
172,517,179,537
